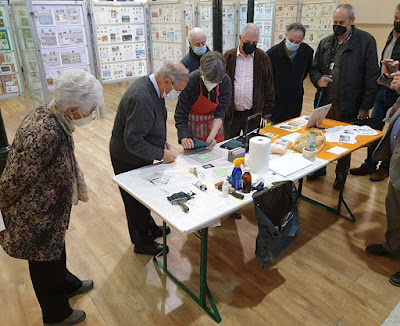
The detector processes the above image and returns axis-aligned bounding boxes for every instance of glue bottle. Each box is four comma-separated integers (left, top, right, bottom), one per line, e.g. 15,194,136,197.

231,158,244,190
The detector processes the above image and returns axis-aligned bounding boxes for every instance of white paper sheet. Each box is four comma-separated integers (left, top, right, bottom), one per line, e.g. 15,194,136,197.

0,211,5,232
327,146,349,155
269,153,313,177
281,132,302,143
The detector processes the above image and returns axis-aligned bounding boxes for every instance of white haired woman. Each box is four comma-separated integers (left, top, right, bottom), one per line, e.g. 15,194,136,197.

0,70,103,325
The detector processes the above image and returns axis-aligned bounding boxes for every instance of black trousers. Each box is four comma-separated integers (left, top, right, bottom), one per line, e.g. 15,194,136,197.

223,109,261,140
29,246,82,323
111,157,158,245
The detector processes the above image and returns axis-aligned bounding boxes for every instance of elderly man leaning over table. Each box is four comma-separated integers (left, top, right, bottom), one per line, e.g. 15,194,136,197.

365,61,400,287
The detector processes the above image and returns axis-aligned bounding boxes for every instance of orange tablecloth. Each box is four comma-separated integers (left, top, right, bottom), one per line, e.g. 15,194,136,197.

259,118,385,163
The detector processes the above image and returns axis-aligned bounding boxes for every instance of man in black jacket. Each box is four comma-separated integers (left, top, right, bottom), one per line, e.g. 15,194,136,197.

350,3,400,182
110,62,188,256
267,23,314,123
181,27,209,73
308,4,379,190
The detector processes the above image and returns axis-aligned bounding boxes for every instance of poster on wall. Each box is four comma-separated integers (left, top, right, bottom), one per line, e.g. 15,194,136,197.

149,0,185,74
0,30,10,50
301,1,338,51
91,2,149,83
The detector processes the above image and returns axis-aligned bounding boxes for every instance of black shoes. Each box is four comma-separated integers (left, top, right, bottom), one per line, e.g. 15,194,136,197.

44,309,86,325
365,244,390,256
306,167,327,181
390,272,400,286
66,280,94,299
151,225,171,238
333,174,347,190
134,241,168,255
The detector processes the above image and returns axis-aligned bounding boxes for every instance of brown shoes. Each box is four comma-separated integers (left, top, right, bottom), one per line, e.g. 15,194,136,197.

349,165,376,175
369,169,389,181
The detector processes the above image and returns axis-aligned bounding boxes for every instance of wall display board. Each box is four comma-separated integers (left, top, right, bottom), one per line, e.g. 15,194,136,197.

10,0,47,104
0,1,24,99
149,0,185,73
198,2,237,53
274,2,299,45
30,1,95,92
184,2,194,55
300,0,338,51
91,2,148,84
239,0,275,52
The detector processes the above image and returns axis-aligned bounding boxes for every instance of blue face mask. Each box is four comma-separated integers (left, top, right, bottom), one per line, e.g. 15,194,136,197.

193,44,207,56
285,39,300,52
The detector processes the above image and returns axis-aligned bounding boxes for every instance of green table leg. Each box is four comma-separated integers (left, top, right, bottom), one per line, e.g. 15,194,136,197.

153,226,222,323
298,177,356,223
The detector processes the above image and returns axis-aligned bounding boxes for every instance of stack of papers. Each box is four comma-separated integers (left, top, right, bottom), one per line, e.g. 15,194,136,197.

324,125,378,144
269,153,313,177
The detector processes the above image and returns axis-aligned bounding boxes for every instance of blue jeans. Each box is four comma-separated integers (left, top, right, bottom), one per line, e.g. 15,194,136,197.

364,85,399,171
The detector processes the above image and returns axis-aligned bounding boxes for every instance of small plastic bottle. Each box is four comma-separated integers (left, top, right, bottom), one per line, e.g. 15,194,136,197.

222,179,229,198
242,166,252,193
305,130,317,151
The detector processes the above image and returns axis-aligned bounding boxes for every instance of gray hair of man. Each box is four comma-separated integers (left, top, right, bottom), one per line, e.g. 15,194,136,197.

286,22,306,36
336,4,355,19
54,70,103,115
156,62,189,83
188,27,206,43
241,23,260,37
200,51,225,83
397,2,400,11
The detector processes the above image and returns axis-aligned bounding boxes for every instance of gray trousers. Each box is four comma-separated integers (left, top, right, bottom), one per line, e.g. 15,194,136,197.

383,181,400,255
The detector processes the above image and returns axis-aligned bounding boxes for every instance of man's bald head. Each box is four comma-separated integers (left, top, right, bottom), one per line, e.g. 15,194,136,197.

188,27,207,49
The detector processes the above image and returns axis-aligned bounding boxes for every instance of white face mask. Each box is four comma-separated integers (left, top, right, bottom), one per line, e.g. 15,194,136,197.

201,75,218,92
72,109,94,127
163,86,181,100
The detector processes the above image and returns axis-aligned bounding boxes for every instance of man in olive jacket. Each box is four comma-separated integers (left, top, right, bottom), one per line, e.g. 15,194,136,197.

308,4,379,190
223,23,275,139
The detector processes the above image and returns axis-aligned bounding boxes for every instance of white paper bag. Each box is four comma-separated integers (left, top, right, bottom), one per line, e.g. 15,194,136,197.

0,211,5,232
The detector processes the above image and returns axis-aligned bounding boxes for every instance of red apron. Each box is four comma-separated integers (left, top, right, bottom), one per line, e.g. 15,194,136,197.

188,81,224,143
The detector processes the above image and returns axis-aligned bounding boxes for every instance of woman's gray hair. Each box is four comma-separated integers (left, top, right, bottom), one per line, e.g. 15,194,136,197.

336,4,355,19
397,2,400,11
200,51,225,83
156,62,189,83
54,70,103,115
241,23,260,37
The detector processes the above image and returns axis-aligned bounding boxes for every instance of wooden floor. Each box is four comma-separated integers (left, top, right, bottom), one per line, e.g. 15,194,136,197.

0,78,398,326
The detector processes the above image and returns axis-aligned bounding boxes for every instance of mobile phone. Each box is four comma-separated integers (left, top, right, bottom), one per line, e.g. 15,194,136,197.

385,62,396,74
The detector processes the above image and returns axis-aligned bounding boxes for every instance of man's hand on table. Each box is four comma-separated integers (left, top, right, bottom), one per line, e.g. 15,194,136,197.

163,149,177,163
357,108,369,119
181,138,194,150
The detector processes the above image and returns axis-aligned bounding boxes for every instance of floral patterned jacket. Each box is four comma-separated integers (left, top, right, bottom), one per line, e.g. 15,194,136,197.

0,106,74,261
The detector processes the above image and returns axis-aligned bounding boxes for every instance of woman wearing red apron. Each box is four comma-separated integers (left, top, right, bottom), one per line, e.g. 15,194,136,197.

175,51,232,149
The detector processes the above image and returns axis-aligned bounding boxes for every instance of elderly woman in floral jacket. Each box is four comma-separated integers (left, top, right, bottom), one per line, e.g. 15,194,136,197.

0,70,103,326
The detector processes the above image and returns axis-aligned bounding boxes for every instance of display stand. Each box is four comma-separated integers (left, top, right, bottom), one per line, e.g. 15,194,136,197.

238,0,275,51
90,1,149,84
197,2,237,53
0,1,24,100
149,0,186,73
10,0,48,105
274,1,299,45
184,2,195,55
300,0,338,51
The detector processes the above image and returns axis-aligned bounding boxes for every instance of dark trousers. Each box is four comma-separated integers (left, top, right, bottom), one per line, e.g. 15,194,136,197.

326,106,352,181
29,246,81,324
364,86,398,172
111,157,157,245
223,109,261,139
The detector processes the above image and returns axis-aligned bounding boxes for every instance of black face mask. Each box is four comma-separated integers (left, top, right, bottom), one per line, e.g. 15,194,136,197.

333,24,347,37
394,22,400,33
242,43,256,55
